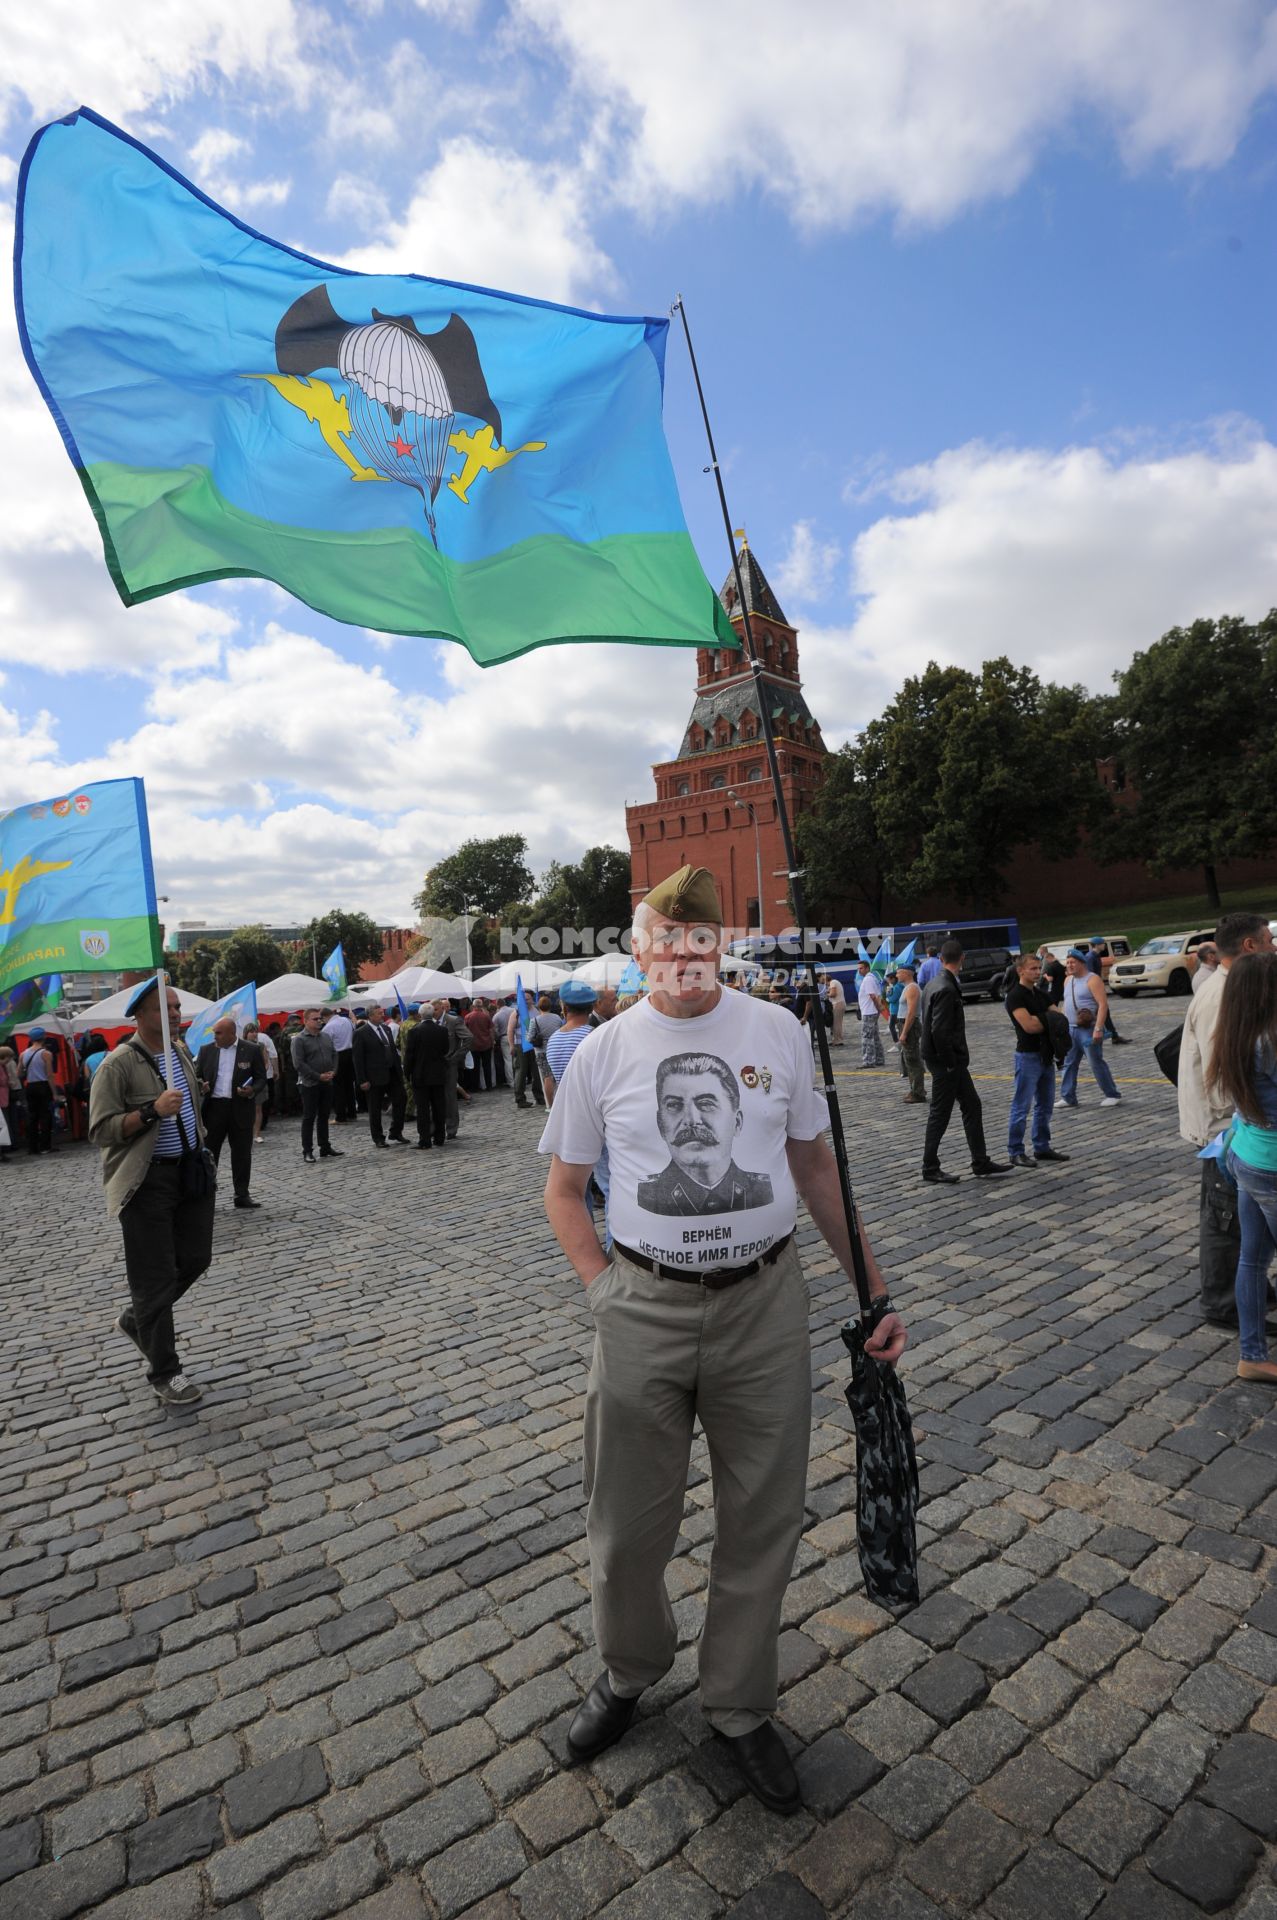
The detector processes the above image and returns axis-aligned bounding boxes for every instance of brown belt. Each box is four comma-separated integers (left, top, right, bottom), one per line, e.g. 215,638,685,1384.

612,1231,793,1291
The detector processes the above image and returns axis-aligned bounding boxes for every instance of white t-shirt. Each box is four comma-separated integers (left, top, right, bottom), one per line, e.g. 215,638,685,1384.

539,991,828,1269
857,974,884,1018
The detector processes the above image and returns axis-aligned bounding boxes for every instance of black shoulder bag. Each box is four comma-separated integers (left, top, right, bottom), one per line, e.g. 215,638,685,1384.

128,1041,217,1198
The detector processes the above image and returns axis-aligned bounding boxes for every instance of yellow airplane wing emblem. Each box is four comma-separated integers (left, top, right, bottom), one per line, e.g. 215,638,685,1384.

0,855,73,929
245,374,384,482
445,425,547,504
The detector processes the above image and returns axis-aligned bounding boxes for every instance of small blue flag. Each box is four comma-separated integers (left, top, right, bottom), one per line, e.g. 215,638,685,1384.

321,943,347,999
857,939,873,967
515,975,534,1052
394,983,408,1020
184,981,258,1055
895,938,919,970
617,959,647,995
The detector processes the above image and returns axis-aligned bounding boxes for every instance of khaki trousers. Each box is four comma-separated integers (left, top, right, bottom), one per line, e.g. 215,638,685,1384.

582,1239,812,1737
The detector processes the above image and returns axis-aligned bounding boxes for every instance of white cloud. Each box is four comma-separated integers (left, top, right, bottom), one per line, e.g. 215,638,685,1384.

799,425,1277,737
3,2,315,138
518,0,1277,226
773,521,842,607
185,127,290,213
339,136,614,303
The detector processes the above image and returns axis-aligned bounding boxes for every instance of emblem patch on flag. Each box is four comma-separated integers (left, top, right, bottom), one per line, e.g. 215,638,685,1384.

79,930,110,958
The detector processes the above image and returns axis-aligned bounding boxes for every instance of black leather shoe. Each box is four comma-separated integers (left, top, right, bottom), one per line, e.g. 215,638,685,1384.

722,1721,801,1814
319,1147,344,1158
566,1674,641,1763
373,1138,387,1148
922,1168,960,1184
233,1197,261,1209
1034,1148,1070,1163
972,1160,1014,1176
1010,1153,1037,1168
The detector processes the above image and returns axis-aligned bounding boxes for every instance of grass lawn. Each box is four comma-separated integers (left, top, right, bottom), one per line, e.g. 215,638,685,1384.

1018,879,1277,954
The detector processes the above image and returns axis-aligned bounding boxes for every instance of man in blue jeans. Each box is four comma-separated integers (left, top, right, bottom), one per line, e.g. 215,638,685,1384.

1060,948,1121,1107
1005,952,1069,1167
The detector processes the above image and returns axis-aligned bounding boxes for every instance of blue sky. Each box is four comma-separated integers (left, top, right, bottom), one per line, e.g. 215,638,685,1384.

2,1,1275,932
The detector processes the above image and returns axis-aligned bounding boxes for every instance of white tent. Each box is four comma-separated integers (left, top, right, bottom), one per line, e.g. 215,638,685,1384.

253,972,334,1013
468,960,574,996
69,985,212,1032
349,965,469,1007
570,951,750,989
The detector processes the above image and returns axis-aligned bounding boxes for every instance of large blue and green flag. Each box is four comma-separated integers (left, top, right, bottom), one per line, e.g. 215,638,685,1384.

16,108,736,666
0,778,162,997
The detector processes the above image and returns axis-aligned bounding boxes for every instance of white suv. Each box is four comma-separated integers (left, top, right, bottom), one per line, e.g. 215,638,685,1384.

1108,929,1216,998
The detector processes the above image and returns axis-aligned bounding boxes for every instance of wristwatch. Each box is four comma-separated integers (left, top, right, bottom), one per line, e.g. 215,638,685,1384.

137,1101,159,1130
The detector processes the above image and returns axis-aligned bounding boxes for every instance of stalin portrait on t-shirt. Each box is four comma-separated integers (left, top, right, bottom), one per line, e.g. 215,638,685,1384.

637,1051,775,1216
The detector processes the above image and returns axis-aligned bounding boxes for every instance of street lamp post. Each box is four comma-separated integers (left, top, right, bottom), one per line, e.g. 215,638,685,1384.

727,788,765,937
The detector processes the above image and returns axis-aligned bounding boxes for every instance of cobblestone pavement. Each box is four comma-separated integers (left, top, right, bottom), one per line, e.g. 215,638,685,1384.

2,996,1276,1920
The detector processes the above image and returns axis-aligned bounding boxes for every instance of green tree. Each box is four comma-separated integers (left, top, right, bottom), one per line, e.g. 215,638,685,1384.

299,909,384,980
415,835,533,919
528,847,632,936
796,740,892,925
798,658,1111,919
170,940,224,998
209,925,289,994
1106,611,1277,911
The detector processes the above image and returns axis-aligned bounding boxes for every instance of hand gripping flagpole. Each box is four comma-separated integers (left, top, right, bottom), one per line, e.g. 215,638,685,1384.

673,297,875,1323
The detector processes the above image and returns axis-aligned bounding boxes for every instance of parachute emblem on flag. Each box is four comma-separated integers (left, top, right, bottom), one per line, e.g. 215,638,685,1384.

252,286,547,546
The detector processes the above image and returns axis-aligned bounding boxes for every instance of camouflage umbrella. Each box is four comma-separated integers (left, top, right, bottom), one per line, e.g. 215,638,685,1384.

841,1309,920,1606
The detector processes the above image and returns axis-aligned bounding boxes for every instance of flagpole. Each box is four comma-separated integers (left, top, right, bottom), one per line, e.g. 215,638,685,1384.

672,296,874,1320
155,967,176,1088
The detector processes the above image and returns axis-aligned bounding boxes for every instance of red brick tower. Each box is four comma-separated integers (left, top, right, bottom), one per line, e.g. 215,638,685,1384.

625,545,826,932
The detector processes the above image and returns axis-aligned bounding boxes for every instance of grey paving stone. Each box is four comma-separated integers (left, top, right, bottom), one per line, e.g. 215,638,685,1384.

419,1821,528,1920
792,1729,883,1817
513,1830,636,1920
1090,1863,1205,1919
604,1772,716,1870
790,1806,896,1910
510,1771,599,1852
724,1872,826,1918
1054,1779,1166,1879
205,1812,323,1904
0,1816,41,1884
127,1794,223,1884
900,1590,984,1649
380,1772,493,1867
979,1740,1088,1835
861,1753,968,1840
1041,1690,1149,1780
1010,1578,1091,1637
932,1704,1030,1783
985,1840,1106,1920
223,1746,328,1835
256,1835,382,1920
1196,1727,1277,1836
846,1692,938,1766
596,1858,725,1919
988,1651,1083,1730
1112,1711,1215,1812
904,1800,1027,1908
0,1836,126,1920
899,1649,988,1724
683,1798,814,1899
48,1778,147,1856
954,1610,1044,1679
1171,1659,1262,1734
1146,1800,1262,1913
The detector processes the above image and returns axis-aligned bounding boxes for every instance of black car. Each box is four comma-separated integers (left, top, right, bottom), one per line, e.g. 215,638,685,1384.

958,947,1014,1001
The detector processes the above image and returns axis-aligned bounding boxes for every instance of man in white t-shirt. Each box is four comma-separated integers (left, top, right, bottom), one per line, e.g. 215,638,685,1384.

540,865,906,1815
857,961,886,1067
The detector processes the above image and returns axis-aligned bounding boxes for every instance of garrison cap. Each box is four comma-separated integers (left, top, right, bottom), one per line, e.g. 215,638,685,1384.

126,975,161,1014
640,865,723,925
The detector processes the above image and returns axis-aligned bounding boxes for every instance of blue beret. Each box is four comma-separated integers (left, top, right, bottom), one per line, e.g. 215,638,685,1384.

559,978,598,1007
126,975,160,1014
1067,946,1090,962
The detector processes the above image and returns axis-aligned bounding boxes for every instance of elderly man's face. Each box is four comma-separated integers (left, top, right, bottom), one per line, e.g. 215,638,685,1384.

632,912,724,1005
369,1006,385,1022
656,1069,741,1187
213,1018,237,1047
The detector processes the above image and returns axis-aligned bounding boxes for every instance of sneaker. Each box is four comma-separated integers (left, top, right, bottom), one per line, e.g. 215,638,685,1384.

153,1373,203,1407
1101,1096,1122,1107
117,1309,144,1354
1058,1100,1080,1110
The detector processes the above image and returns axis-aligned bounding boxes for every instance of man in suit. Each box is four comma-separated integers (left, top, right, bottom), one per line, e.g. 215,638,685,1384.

352,1003,408,1147
919,939,1012,1186
404,1008,451,1148
196,1017,265,1209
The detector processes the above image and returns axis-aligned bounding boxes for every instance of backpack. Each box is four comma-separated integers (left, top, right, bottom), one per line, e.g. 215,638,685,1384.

1153,1026,1182,1086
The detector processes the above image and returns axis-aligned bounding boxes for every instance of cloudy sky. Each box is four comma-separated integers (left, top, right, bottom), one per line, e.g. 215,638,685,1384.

2,1,1275,933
